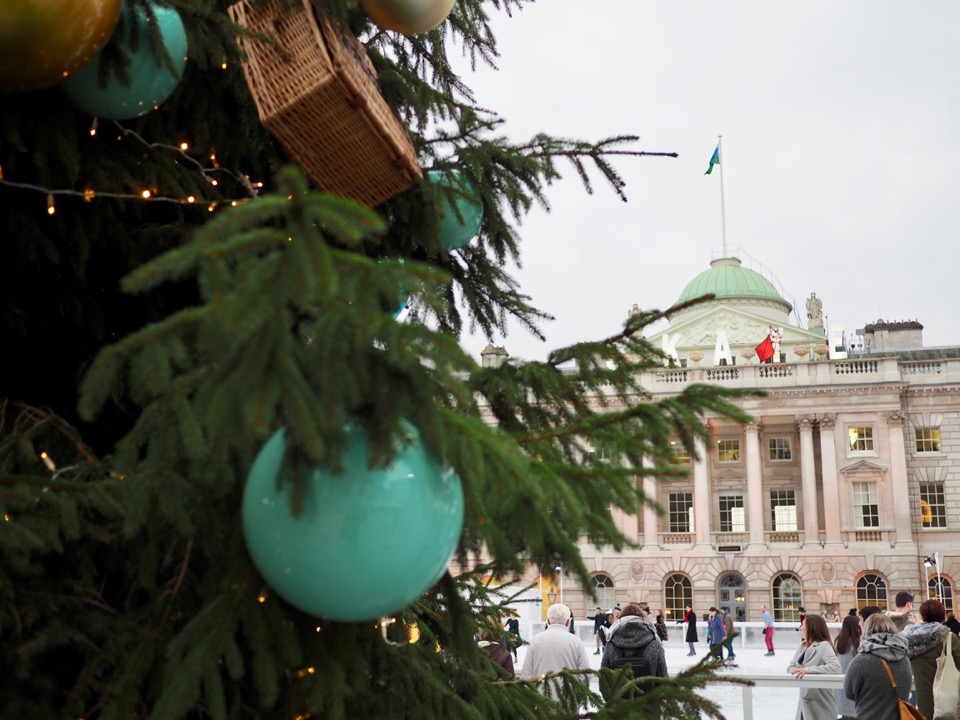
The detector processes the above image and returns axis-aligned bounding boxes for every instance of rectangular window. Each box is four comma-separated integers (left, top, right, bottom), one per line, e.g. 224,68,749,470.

770,489,797,531
668,492,694,533
848,426,874,452
916,427,942,453
719,491,745,532
669,441,691,464
717,439,740,463
768,437,792,461
853,482,879,528
588,441,615,465
920,482,947,528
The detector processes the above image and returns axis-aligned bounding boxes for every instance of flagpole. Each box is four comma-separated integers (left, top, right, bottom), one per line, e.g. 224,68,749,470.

718,134,728,258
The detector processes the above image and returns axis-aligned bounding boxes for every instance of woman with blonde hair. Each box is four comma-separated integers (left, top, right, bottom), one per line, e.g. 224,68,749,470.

844,613,913,720
786,614,840,720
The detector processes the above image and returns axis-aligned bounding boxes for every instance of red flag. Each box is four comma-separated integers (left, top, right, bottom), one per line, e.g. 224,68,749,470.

755,336,775,363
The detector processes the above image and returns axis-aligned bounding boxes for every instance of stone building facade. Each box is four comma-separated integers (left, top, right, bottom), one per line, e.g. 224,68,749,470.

500,254,960,625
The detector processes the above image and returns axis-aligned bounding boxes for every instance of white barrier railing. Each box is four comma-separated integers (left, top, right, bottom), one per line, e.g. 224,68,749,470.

726,673,843,720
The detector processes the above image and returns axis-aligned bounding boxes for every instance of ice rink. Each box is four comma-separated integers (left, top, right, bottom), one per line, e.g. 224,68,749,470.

514,627,829,720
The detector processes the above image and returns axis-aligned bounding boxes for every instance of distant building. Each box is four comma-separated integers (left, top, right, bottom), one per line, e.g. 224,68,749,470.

488,252,959,624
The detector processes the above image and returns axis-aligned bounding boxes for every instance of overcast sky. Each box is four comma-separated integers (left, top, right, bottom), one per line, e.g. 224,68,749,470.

451,0,960,362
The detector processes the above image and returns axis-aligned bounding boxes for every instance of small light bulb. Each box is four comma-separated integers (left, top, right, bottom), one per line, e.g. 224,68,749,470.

89,117,98,136
46,194,55,215
142,190,151,199
221,61,228,70
186,196,196,203
40,451,56,471
180,142,188,151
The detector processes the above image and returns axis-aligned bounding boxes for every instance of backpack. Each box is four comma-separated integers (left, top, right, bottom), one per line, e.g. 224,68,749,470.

609,646,656,695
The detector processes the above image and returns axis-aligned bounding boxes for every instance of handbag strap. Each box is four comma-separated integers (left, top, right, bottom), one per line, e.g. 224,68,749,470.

879,657,898,691
943,630,954,658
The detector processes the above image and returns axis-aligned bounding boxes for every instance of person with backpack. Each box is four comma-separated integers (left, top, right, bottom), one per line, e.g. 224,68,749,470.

600,603,667,700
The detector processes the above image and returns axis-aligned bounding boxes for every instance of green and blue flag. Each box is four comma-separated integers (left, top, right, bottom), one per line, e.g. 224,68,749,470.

704,145,720,175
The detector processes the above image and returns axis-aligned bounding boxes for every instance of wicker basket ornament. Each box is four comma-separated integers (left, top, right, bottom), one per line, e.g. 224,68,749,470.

229,0,421,207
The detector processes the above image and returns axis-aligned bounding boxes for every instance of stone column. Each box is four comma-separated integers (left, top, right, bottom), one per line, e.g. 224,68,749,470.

886,411,914,547
745,421,765,546
694,436,711,546
642,457,659,548
798,415,819,547
818,414,842,545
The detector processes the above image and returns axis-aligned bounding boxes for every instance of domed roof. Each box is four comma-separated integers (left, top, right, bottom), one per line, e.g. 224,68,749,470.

676,257,784,305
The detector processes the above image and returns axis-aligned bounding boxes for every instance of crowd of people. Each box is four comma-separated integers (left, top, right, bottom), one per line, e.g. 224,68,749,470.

476,591,960,718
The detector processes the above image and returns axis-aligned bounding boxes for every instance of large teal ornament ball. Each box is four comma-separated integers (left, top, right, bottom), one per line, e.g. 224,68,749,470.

62,2,187,119
242,423,464,622
428,170,483,252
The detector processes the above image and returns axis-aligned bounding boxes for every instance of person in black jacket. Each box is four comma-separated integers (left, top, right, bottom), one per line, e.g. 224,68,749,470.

677,604,698,655
601,603,668,701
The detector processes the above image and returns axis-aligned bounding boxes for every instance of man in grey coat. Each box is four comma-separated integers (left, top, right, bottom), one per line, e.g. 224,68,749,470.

521,603,591,702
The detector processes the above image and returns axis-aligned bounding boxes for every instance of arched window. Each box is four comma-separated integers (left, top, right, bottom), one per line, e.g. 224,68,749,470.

664,573,692,623
772,573,803,622
929,575,953,612
856,572,888,610
592,573,616,611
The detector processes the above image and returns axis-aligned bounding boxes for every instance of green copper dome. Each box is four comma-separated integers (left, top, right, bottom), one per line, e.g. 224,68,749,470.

676,257,784,305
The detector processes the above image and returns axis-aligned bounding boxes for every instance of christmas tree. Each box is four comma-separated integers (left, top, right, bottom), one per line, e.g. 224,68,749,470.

0,0,753,717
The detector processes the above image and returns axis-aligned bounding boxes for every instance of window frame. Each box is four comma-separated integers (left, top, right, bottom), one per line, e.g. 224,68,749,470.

915,427,942,453
772,573,803,622
929,575,953,613
768,437,793,462
663,573,692,623
847,425,875,454
670,441,692,465
668,492,694,533
856,572,888,610
852,481,880,528
717,439,741,464
920,482,947,528
770,488,798,532
718,490,746,533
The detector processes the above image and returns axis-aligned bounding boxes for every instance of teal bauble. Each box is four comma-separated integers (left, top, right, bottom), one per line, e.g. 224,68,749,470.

242,423,464,622
62,2,187,119
428,170,483,251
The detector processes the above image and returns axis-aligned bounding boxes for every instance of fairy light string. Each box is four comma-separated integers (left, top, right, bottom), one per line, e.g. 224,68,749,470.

0,120,265,212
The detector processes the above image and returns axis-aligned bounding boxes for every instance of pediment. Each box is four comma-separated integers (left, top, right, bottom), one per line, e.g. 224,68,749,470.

713,469,746,483
839,459,889,476
648,306,823,351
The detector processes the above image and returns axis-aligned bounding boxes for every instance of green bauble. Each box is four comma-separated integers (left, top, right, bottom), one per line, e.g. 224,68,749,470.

428,169,483,251
61,2,187,119
0,0,122,93
242,423,464,622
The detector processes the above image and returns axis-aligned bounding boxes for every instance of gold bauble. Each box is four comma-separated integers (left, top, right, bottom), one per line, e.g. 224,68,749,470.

360,0,456,35
0,0,122,93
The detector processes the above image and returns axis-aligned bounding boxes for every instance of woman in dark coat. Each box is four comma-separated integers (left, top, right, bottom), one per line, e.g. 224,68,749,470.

601,603,668,699
678,604,698,655
478,627,515,680
844,613,913,720
901,599,960,720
